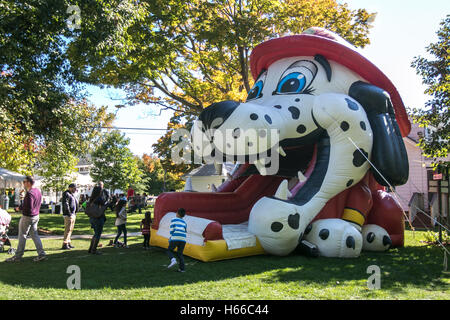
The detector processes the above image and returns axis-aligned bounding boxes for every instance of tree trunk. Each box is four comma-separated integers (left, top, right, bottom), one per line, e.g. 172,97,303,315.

238,46,251,93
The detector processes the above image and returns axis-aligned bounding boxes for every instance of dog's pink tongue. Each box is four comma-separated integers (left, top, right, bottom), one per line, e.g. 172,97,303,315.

288,145,318,198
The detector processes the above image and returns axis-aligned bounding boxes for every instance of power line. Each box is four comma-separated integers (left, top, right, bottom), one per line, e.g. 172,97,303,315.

100,126,168,131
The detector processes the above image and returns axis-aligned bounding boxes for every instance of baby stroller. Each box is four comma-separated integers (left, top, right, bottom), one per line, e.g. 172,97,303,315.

0,208,14,254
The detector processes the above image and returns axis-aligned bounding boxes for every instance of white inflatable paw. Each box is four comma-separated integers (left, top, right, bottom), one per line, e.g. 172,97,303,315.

362,224,392,252
304,219,362,258
248,197,304,256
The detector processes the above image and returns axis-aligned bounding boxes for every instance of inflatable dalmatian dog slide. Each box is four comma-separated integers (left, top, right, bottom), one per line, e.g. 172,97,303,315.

151,27,410,260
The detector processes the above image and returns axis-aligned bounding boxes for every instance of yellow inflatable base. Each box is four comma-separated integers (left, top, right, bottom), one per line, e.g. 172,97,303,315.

150,228,266,262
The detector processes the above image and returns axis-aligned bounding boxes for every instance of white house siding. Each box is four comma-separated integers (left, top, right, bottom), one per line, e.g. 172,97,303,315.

395,138,429,212
191,176,227,192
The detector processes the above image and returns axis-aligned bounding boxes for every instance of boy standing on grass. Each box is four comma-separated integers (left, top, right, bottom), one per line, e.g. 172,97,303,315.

167,208,187,272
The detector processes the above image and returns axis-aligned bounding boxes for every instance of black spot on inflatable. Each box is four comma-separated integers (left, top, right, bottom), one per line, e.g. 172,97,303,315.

250,113,258,120
367,232,375,243
304,224,313,235
319,229,329,240
288,213,300,230
232,128,240,139
383,235,392,247
274,105,282,109
346,236,355,249
340,121,349,131
346,179,354,187
264,114,272,124
271,222,283,232
296,125,306,134
360,121,366,131
295,98,300,102
345,98,359,111
288,106,300,119
352,148,368,167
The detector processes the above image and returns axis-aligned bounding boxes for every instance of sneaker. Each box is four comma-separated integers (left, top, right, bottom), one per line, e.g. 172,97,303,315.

5,255,22,263
33,255,47,262
62,244,71,250
167,258,177,269
177,269,185,273
68,243,75,249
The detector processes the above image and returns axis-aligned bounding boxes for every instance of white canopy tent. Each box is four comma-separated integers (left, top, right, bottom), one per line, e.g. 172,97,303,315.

0,168,25,189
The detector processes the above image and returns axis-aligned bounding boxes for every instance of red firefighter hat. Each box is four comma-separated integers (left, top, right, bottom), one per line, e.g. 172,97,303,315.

250,27,411,137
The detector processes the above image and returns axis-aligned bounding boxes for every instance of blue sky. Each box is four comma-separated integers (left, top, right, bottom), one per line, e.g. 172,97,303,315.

86,0,450,156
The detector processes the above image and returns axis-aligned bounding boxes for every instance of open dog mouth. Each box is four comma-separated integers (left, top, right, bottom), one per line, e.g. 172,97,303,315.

197,125,330,206
240,133,330,206
193,98,331,206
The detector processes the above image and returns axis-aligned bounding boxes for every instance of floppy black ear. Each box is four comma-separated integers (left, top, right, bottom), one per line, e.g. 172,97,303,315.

349,81,409,186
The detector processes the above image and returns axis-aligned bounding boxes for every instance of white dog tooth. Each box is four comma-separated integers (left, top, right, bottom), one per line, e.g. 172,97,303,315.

274,179,290,200
254,161,268,176
298,171,307,182
278,146,286,157
259,157,270,165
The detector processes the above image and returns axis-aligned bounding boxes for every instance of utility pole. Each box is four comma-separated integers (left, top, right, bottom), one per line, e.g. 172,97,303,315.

438,178,442,243
433,165,449,243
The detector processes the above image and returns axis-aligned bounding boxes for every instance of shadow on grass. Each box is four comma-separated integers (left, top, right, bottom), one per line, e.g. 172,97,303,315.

0,236,448,294
263,245,449,294
7,210,149,236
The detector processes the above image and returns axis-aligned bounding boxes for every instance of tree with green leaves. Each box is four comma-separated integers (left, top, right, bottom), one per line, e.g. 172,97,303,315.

0,0,116,174
140,153,185,195
1,0,376,178
35,140,78,200
67,0,375,175
69,0,375,117
411,15,449,168
90,130,143,193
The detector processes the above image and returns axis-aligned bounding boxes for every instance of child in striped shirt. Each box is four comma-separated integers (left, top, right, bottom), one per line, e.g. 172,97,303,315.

167,208,187,272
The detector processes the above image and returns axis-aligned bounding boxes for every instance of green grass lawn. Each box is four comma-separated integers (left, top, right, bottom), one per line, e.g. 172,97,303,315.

0,229,448,300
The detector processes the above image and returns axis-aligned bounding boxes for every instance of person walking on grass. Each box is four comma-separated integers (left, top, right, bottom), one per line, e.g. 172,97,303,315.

167,208,187,272
140,211,152,249
88,181,109,255
113,199,128,248
6,176,46,262
62,183,79,250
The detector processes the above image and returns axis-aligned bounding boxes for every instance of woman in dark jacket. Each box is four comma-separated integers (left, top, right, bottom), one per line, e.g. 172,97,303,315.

88,182,109,254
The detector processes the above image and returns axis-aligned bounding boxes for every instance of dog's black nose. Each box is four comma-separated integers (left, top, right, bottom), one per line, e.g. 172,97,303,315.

198,100,240,131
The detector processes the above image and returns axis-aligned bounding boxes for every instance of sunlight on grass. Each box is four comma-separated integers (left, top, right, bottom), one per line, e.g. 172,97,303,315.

0,230,448,300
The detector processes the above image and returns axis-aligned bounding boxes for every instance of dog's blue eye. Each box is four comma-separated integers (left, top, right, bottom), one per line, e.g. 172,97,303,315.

246,80,264,101
276,72,306,94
